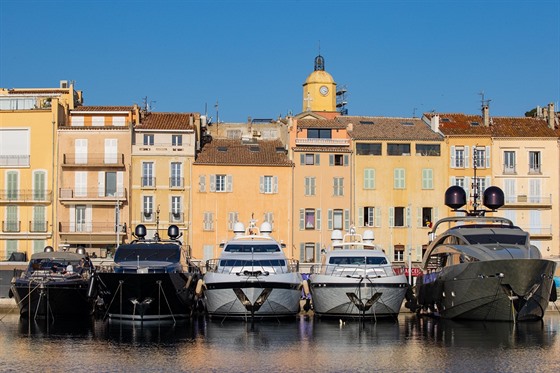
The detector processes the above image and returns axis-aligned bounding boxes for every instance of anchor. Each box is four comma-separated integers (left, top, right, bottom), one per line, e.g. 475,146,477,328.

233,288,272,326
346,292,382,320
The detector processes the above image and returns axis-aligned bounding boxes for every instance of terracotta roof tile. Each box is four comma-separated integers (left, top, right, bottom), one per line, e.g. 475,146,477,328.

344,116,443,141
136,112,197,130
297,119,348,129
195,139,293,166
424,113,558,137
72,105,135,112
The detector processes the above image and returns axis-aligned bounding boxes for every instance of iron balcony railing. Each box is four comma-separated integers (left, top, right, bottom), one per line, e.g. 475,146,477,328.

141,177,156,188
62,153,125,167
169,177,184,189
0,190,53,202
169,212,184,222
29,221,49,233
0,155,30,167
58,222,127,233
2,221,21,232
59,188,127,199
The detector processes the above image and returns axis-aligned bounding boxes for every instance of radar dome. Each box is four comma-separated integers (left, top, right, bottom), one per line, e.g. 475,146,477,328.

331,230,343,241
363,230,375,242
483,186,505,210
445,186,466,209
233,222,245,234
44,246,54,253
260,222,272,234
168,225,180,239
135,224,147,239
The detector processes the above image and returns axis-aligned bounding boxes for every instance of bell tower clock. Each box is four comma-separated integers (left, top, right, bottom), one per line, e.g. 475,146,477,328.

302,55,337,112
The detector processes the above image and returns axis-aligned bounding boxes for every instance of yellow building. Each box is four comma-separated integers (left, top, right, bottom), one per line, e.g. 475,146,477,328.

0,82,81,259
57,105,138,257
490,105,559,259
347,117,446,267
192,137,294,261
131,112,199,255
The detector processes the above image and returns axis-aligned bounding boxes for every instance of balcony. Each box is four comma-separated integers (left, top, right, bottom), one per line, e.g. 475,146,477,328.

502,164,516,175
141,177,156,189
59,222,127,234
141,211,155,222
0,155,30,167
2,221,20,232
59,188,127,205
504,194,552,208
62,153,125,168
29,221,49,233
0,190,52,204
295,138,349,147
520,225,553,239
169,177,184,189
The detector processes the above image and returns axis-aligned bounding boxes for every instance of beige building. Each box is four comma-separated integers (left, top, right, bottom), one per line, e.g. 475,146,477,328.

57,105,138,257
192,137,293,261
0,82,81,259
131,112,199,254
425,103,560,259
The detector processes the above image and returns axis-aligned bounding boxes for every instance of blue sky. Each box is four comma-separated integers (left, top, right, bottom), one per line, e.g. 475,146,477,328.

1,0,559,122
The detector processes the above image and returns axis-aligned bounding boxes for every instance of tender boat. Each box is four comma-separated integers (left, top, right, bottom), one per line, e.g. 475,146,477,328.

95,224,202,322
9,247,95,319
308,227,410,319
201,220,303,320
412,185,557,321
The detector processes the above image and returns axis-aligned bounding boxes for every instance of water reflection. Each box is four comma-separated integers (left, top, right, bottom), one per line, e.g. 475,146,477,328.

409,316,556,349
0,312,558,372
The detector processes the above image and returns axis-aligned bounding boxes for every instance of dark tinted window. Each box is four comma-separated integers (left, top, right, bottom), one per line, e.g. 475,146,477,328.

329,256,387,265
114,243,181,262
220,259,286,267
224,244,281,253
356,143,382,155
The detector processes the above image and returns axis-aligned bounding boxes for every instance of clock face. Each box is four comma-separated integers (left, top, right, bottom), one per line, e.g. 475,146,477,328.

319,85,329,96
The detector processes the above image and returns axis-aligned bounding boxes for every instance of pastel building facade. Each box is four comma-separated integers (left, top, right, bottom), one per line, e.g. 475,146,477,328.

57,105,138,257
0,82,81,259
130,112,199,254
191,138,293,261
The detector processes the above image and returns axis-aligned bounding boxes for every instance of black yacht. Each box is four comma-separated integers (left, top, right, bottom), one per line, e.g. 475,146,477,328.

9,246,95,319
95,224,202,322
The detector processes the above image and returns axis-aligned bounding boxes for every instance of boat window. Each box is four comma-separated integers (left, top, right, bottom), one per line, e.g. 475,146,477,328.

464,233,526,245
115,244,181,262
329,256,388,265
219,259,286,267
224,244,280,253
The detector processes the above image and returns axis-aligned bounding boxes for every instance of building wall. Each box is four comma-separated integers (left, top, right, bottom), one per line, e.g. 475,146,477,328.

130,130,196,252
492,137,560,257
0,109,57,259
353,140,447,264
191,164,293,261
57,120,132,256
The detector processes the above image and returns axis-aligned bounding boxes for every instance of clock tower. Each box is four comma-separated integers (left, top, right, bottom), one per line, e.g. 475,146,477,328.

302,55,337,113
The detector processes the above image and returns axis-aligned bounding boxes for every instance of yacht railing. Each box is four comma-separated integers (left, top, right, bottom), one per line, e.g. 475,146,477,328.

312,264,405,277
205,258,299,275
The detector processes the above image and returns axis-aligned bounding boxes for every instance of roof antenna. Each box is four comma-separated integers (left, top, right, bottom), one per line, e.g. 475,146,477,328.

478,91,491,109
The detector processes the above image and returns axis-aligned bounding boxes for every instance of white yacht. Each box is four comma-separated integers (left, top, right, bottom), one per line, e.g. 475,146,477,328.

309,228,410,319
201,220,303,320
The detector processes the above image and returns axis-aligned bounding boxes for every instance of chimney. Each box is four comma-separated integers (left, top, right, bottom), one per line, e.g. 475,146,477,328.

430,115,440,132
482,105,490,126
547,103,555,129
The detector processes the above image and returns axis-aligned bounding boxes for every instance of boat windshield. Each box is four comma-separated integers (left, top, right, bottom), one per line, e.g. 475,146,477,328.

115,244,181,262
464,233,527,245
224,244,280,253
219,259,286,267
329,256,388,265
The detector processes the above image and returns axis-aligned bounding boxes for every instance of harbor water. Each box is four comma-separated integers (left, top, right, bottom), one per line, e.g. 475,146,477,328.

1,310,559,373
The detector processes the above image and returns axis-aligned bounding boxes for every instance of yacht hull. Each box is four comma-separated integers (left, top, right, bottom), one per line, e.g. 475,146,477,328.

96,272,199,321
10,277,93,319
309,275,409,318
203,272,303,319
416,259,556,321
